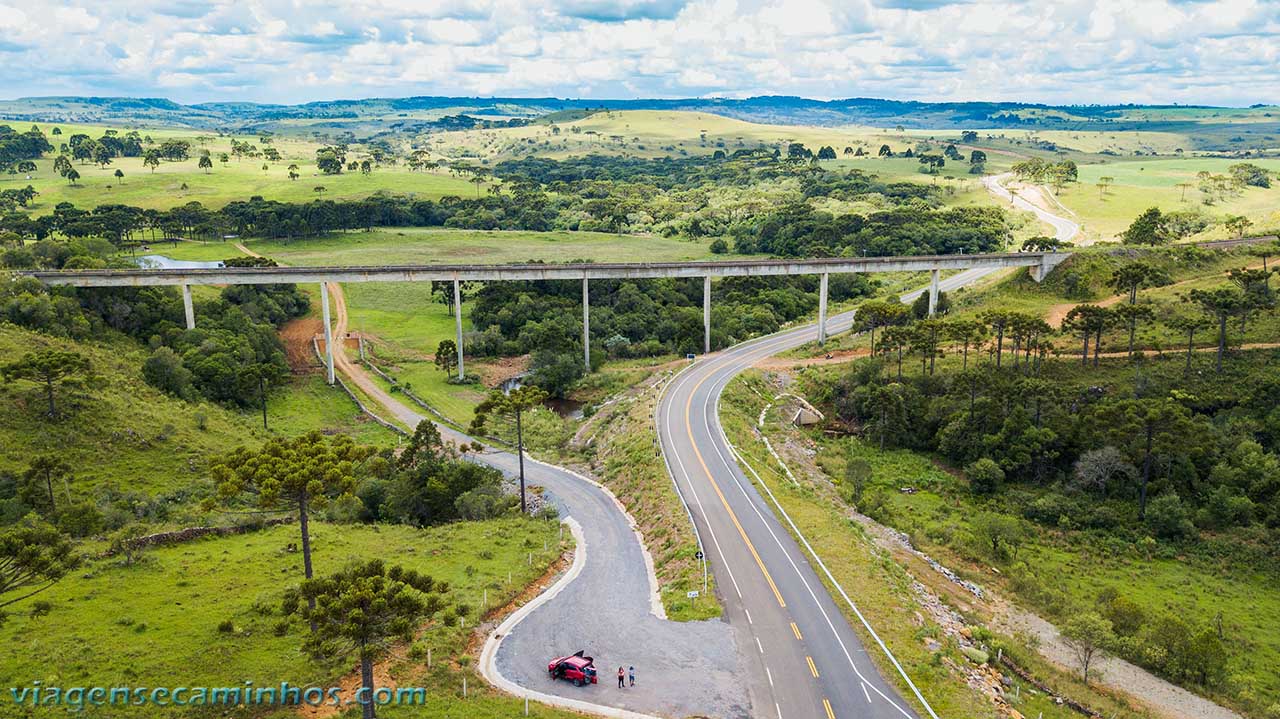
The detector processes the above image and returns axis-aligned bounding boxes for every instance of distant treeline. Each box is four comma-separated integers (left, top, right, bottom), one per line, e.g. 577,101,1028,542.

2,151,1010,259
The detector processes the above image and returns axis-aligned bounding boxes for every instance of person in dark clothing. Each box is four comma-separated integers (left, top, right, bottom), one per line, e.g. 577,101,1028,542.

617,667,625,688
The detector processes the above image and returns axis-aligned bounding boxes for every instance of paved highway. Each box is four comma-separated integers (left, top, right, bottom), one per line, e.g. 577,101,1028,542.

324,284,749,719
657,268,996,719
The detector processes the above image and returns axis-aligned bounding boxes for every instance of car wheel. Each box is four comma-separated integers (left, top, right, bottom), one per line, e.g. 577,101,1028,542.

574,678,583,687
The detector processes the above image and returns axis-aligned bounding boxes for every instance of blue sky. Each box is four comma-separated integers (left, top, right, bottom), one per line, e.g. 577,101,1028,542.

5,0,1278,106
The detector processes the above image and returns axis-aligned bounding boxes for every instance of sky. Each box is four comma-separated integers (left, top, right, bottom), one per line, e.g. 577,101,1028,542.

3,0,1278,106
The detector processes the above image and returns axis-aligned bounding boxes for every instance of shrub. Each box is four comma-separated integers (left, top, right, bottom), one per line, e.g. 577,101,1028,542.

965,458,1004,495
142,347,195,401
1146,494,1196,540
1097,589,1146,637
57,501,104,538
217,619,236,634
709,238,729,254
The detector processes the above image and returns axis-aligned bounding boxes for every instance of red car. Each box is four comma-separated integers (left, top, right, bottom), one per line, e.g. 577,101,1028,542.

548,650,598,686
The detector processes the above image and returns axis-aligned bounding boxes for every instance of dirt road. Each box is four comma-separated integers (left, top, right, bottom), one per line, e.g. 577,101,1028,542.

983,172,1081,243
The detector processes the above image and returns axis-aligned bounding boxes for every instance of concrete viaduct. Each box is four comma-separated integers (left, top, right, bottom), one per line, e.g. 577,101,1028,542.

27,251,1068,386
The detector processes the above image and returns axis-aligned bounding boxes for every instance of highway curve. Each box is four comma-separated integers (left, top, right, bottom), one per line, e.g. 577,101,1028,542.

656,268,996,719
653,147,1238,719
323,284,750,719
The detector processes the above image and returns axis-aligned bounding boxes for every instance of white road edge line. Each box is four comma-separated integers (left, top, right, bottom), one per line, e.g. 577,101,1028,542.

702,374,915,719
862,682,872,704
523,455,670,620
662,364,747,601
722,416,937,719
479,517,662,719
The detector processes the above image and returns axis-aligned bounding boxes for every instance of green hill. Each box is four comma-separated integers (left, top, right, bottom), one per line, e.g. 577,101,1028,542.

0,324,397,508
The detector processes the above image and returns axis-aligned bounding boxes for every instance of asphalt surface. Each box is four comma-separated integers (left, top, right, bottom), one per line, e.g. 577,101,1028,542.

648,174,1080,719
656,269,995,719
325,284,751,719
325,184,1069,717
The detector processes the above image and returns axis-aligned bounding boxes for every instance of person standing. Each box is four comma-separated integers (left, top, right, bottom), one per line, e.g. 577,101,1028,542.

628,666,635,687
617,666,625,689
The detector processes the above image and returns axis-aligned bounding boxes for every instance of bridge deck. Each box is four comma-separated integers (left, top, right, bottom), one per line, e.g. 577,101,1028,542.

28,252,1068,287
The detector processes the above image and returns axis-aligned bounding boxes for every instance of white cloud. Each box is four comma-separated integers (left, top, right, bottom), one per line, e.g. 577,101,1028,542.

1,0,1277,105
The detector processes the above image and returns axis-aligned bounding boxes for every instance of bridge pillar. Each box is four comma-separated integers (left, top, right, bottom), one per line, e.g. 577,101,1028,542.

181,284,195,329
703,275,711,354
817,272,828,346
320,282,335,385
928,269,940,316
582,277,590,371
453,279,465,380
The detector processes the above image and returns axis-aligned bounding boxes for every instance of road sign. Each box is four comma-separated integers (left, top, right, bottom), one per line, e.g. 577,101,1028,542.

686,590,700,599
695,551,704,560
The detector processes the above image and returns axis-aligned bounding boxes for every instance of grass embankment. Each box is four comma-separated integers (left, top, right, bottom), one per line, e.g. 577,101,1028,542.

719,373,1156,719
580,371,721,621
789,350,1280,716
0,324,398,501
955,246,1280,352
0,517,575,719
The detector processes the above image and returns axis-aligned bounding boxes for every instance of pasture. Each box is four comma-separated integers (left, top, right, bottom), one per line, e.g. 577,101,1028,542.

0,121,475,213
0,518,573,719
1051,158,1280,241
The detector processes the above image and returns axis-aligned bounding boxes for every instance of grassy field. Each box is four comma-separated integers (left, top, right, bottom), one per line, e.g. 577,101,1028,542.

1052,158,1280,242
0,121,475,213
2,159,474,214
717,374,1149,719
159,227,739,266
0,517,574,719
437,109,1017,166
0,324,398,501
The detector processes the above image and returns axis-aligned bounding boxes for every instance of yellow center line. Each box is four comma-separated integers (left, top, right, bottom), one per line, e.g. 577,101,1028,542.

823,698,836,719
684,371,787,608
806,656,820,678
791,622,803,640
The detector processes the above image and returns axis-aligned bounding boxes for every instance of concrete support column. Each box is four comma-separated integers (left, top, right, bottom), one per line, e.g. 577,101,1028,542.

320,282,335,385
703,275,711,355
582,278,591,371
928,268,940,317
453,279,465,380
817,272,829,346
181,284,195,329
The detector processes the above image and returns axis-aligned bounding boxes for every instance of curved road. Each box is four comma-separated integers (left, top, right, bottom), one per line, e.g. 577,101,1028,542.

982,173,1081,243
649,174,1080,719
657,269,994,719
316,175,1078,718
324,284,750,719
